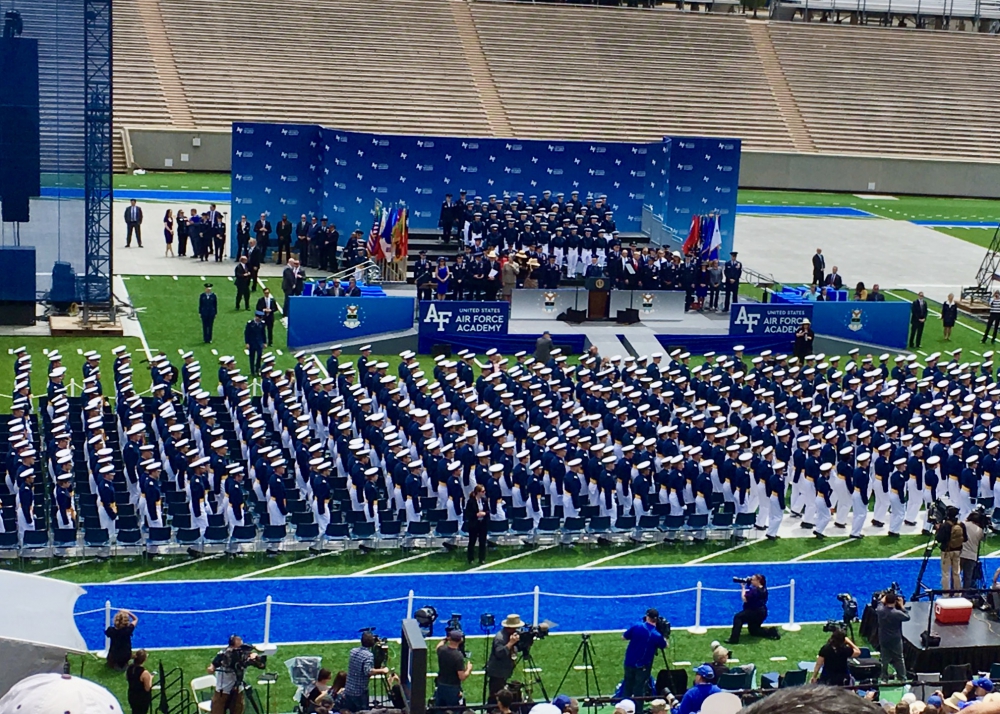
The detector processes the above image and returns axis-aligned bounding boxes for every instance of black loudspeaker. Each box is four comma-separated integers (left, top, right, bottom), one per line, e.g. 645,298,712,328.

561,308,587,325
431,343,451,358
0,38,40,223
616,308,640,325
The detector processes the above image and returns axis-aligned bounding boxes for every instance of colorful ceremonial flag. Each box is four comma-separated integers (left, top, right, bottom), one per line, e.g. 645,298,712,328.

682,214,701,256
391,208,409,262
700,214,715,260
368,205,385,261
380,207,398,260
708,215,722,261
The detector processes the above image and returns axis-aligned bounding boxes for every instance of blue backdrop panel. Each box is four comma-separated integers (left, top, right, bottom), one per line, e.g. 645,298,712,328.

231,122,324,255
663,136,740,257
418,300,509,336
812,301,910,349
0,247,36,301
729,303,813,338
644,138,670,221
324,130,651,234
286,296,414,349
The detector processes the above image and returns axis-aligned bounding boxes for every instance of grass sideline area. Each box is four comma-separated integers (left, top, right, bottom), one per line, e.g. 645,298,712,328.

69,626,833,708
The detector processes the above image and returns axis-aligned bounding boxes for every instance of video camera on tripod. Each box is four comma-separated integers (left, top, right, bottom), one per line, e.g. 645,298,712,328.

360,627,390,669
220,643,268,676
515,623,550,654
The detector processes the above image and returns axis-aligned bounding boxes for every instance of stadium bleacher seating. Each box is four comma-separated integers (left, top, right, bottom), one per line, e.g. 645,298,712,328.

110,0,1000,170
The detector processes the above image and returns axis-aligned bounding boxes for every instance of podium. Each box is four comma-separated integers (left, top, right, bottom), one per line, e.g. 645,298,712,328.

585,277,610,320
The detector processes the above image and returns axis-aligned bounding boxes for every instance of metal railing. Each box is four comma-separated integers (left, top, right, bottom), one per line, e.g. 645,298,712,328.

328,259,382,286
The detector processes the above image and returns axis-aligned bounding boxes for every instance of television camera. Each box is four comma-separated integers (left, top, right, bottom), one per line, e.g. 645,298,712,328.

360,627,390,669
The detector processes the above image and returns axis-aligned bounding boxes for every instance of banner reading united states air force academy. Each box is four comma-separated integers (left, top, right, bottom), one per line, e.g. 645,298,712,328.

419,301,510,335
729,303,813,336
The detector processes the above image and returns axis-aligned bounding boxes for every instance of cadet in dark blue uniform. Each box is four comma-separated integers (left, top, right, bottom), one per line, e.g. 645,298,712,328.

198,283,218,343
723,251,742,311
244,311,268,377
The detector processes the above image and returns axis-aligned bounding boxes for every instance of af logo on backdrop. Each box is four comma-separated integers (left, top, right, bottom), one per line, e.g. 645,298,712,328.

419,302,509,335
729,304,812,336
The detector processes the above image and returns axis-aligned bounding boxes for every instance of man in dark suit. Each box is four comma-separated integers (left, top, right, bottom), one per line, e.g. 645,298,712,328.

345,278,363,297
909,291,929,349
236,215,252,259
234,256,252,310
464,483,488,565
124,199,143,247
246,238,262,292
811,248,825,285
253,213,272,262
255,287,278,345
198,283,217,343
867,284,886,302
212,211,226,262
295,214,310,267
281,259,302,317
327,278,345,297
276,214,293,265
824,266,844,290
244,311,268,377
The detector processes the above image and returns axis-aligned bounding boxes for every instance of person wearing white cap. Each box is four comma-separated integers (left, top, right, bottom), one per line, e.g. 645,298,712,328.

97,465,118,541
488,464,508,522
850,453,872,539
765,461,786,540
54,471,76,532
268,460,288,527
526,462,545,528
888,457,908,536
814,463,834,537
15,469,36,541
189,458,210,538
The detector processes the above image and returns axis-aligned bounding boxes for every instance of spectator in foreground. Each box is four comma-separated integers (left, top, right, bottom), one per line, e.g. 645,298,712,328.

740,685,881,714
941,292,958,340
126,649,153,714
811,628,860,685
105,609,138,670
676,665,721,714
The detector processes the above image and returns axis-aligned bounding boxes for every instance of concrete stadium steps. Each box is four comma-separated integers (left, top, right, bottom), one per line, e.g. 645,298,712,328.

467,1,794,151
151,0,492,137
766,21,1000,161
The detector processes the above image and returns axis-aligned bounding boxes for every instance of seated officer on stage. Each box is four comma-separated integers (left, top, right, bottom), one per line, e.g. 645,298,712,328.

542,255,561,290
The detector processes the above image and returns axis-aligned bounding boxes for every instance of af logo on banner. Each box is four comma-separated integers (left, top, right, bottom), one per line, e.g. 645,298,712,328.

419,301,510,335
730,304,812,336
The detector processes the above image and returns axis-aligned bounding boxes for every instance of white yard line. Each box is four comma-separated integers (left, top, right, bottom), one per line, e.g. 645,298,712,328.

789,538,853,562
233,551,336,580
35,558,96,575
985,548,1000,559
111,553,224,583
890,543,932,559
575,542,657,569
470,544,558,571
686,539,757,565
114,275,154,362
352,551,435,576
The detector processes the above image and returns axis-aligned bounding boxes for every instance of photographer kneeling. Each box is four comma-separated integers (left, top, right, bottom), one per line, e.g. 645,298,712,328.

206,635,266,714
621,608,668,700
727,575,778,645
486,614,522,702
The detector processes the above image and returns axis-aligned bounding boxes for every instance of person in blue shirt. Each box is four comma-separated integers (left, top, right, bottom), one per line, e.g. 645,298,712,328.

726,574,776,645
675,665,721,714
622,608,668,700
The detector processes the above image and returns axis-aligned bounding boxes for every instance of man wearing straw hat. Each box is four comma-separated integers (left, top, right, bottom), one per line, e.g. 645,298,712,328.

485,614,523,702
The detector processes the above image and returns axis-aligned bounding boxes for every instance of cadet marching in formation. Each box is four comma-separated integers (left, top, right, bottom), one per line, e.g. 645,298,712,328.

5,337,1000,551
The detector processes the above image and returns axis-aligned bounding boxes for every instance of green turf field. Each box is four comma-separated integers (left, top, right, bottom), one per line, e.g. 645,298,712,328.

69,625,835,708
114,173,231,193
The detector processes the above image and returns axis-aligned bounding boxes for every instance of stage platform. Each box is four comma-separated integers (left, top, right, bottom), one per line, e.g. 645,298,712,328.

49,315,125,338
902,601,1000,674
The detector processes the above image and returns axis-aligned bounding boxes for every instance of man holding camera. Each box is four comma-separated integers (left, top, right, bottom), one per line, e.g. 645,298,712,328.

344,631,390,712
621,608,668,701
485,614,523,702
206,635,265,714
936,505,967,592
435,629,473,711
876,590,909,682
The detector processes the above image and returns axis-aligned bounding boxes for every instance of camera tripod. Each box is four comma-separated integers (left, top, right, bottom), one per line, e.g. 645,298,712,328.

555,635,601,707
480,623,497,705
518,646,549,703
911,538,939,601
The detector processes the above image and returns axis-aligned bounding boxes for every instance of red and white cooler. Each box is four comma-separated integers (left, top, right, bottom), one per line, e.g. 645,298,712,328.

934,597,973,625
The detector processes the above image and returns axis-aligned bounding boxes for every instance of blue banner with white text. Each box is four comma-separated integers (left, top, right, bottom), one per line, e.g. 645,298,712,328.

418,300,509,337
729,303,813,337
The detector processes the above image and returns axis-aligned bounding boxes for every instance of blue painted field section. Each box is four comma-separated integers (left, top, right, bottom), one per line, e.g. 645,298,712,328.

736,205,873,218
71,556,980,650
